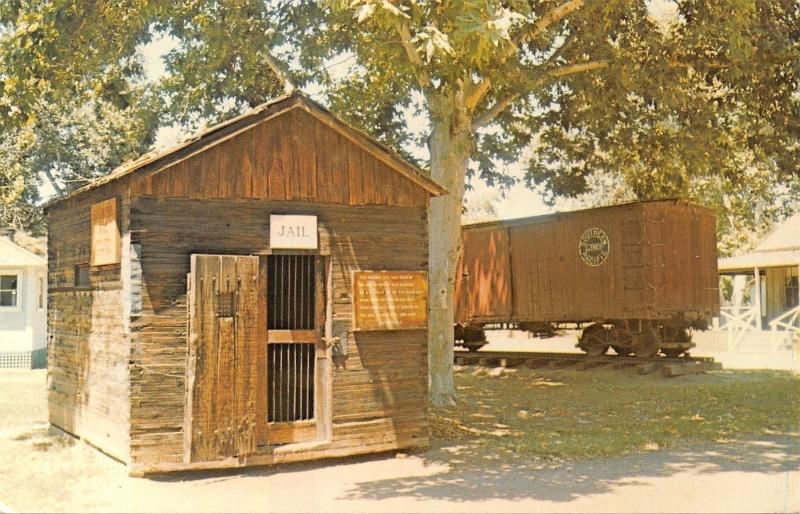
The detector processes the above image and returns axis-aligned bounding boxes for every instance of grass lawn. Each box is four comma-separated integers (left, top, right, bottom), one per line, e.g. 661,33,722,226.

432,366,800,462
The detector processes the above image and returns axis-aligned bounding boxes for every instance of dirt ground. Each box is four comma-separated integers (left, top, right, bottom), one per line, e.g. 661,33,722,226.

1,368,798,513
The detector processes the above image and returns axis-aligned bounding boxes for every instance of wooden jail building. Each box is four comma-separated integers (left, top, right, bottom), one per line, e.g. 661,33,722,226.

44,92,445,475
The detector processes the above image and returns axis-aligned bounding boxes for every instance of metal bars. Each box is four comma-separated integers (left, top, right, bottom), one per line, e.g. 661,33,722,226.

266,254,317,423
267,255,315,330
267,343,315,422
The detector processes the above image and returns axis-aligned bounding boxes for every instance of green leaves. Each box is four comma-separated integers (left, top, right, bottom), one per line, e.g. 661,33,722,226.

0,0,796,250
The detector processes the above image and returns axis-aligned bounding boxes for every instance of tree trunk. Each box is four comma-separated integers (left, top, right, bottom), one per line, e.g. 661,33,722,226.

427,93,472,407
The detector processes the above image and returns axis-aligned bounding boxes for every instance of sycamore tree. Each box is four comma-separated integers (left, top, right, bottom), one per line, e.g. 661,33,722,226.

292,0,798,404
0,2,163,230
2,0,797,404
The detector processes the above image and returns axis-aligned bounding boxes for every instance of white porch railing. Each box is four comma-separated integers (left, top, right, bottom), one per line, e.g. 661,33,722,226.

719,305,760,348
769,305,800,349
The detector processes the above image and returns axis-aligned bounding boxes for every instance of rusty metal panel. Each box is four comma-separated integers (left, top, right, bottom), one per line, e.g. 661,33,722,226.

454,226,513,324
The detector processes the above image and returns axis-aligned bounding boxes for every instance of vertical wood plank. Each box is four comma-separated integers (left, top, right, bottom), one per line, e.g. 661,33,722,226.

284,111,300,200
218,142,233,199
347,144,363,205
268,121,287,201
315,119,332,203
216,256,237,456
360,149,375,204
331,132,349,204
297,111,317,200
234,256,260,455
190,255,220,461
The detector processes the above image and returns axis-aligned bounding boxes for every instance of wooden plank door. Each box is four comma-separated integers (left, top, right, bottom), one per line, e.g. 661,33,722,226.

185,254,266,463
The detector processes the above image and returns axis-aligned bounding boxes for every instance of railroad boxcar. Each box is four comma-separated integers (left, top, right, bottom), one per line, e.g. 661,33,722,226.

454,200,719,357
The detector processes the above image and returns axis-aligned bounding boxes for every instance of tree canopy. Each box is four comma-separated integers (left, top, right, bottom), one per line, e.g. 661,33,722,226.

2,0,798,402
1,1,797,241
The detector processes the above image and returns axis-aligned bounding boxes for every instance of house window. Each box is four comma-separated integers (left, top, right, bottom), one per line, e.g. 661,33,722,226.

37,273,45,310
786,269,799,309
0,273,20,308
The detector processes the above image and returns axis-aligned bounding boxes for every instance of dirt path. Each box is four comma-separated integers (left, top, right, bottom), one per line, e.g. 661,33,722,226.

2,434,797,513
2,370,797,513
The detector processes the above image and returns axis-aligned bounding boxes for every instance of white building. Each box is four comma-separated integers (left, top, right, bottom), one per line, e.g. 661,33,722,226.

717,213,800,348
0,229,47,368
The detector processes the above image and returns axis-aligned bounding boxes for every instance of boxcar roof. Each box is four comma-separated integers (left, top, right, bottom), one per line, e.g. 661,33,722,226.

44,91,446,209
462,199,711,230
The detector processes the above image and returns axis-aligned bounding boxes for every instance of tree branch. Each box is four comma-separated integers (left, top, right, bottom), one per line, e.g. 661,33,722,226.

519,0,585,48
471,59,610,129
263,51,295,94
396,21,432,90
467,0,586,112
471,93,523,129
464,79,491,110
548,59,610,78
43,166,64,195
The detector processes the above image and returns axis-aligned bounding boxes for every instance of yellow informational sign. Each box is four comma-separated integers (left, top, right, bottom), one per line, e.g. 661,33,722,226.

353,271,428,331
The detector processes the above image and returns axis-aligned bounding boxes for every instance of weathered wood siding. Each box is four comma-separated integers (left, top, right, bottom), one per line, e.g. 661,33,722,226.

128,197,429,467
455,200,719,325
46,187,130,461
643,202,720,317
128,108,428,208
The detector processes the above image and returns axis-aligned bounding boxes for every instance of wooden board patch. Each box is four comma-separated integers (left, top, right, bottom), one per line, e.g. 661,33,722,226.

90,197,120,266
353,271,427,331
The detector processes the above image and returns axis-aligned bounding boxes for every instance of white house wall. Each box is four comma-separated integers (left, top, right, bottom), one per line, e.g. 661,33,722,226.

0,265,46,353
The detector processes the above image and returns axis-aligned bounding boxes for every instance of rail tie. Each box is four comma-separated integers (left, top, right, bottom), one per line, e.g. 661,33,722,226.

454,351,721,376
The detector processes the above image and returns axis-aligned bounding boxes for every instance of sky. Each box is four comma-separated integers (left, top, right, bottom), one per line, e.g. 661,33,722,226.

40,0,679,222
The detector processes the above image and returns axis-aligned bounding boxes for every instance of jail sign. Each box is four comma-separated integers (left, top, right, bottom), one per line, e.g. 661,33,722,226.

353,271,428,331
270,214,318,249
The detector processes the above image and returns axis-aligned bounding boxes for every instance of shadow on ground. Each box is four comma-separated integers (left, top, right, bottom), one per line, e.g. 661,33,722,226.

340,434,800,504
142,433,800,505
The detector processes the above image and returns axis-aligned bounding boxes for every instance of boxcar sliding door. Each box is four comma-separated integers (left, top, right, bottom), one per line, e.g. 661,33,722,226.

264,254,325,445
185,254,266,463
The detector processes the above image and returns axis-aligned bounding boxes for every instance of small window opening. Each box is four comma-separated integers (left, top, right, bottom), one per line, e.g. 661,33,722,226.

267,254,316,424
74,264,90,287
786,274,799,310
37,274,44,310
0,274,19,307
267,255,315,330
268,343,315,423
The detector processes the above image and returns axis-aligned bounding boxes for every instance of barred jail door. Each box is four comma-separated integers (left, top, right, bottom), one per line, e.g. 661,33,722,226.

264,254,325,445
186,254,266,463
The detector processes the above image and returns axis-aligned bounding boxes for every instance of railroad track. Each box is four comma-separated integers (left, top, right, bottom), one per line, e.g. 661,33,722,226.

454,351,722,377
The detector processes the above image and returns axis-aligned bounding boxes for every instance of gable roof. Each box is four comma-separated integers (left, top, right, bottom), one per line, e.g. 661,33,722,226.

44,91,446,209
756,212,800,252
0,237,46,267
719,212,800,271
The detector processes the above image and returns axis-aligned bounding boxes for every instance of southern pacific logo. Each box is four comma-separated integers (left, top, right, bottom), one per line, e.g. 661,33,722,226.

579,227,610,266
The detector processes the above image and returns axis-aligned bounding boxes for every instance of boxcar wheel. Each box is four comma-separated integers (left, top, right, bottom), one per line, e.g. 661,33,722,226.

579,324,610,357
465,343,486,352
611,345,631,356
662,349,684,358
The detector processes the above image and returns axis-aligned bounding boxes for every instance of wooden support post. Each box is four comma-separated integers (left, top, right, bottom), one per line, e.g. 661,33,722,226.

754,267,763,330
